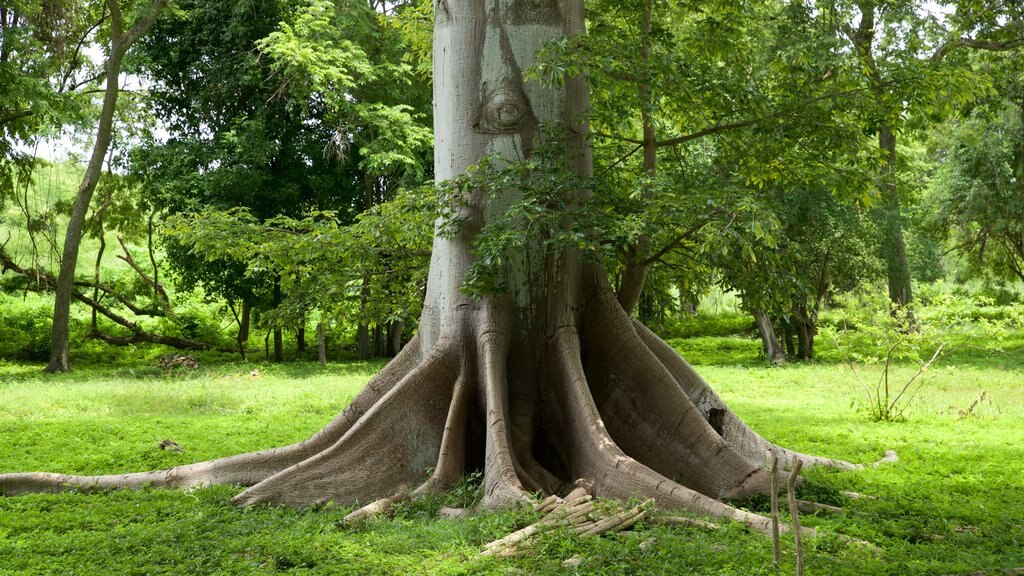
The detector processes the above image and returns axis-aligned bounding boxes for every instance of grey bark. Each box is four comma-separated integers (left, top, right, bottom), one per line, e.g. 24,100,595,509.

615,0,656,315
877,124,914,313
753,309,785,363
317,323,327,366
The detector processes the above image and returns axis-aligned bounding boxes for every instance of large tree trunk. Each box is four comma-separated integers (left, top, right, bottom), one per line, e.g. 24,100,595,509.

3,0,865,531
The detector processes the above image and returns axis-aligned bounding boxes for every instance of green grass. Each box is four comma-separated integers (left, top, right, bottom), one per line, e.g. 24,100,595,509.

2,347,1022,575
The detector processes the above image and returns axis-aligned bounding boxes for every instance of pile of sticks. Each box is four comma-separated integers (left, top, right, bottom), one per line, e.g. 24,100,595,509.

482,487,652,557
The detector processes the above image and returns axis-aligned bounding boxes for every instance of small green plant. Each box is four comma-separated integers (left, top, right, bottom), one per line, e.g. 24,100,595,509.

825,306,946,421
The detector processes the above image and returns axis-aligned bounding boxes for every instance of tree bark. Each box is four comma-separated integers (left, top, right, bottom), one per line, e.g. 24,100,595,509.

357,323,370,359
615,0,656,315
45,0,167,372
317,323,327,366
272,277,283,362
877,124,914,316
239,301,251,347
753,309,785,364
792,299,816,360
387,320,404,357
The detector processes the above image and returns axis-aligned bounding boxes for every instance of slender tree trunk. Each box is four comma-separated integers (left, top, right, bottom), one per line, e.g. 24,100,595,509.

781,322,796,358
615,0,656,315
387,320,404,357
46,54,124,372
357,323,370,359
297,324,306,354
45,0,167,372
239,301,251,346
272,277,283,362
877,124,914,317
753,309,785,364
357,271,372,359
317,323,327,366
373,324,386,358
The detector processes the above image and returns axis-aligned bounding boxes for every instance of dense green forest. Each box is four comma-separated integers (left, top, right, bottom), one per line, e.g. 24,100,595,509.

2,0,1023,574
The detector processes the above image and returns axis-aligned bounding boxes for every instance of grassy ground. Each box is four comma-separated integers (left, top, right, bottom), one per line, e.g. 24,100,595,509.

1,338,1022,575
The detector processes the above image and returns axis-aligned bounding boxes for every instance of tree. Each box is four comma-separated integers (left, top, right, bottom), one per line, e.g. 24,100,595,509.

45,0,168,372
829,0,1024,318
1,0,864,531
930,103,1024,284
132,0,431,359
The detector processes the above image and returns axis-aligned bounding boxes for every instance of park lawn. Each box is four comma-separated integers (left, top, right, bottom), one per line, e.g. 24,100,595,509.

1,349,1022,575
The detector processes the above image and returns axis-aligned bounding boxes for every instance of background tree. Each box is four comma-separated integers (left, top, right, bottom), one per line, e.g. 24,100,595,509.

45,0,169,372
132,0,431,360
928,80,1024,283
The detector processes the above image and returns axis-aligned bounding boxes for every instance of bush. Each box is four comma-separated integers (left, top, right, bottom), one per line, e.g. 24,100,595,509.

0,295,57,360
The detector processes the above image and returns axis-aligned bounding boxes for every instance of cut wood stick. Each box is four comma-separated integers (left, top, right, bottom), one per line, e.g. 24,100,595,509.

788,456,805,576
482,501,597,553
578,502,650,537
341,489,409,524
562,484,591,502
770,452,781,566
534,494,560,513
650,516,719,531
796,500,843,516
483,495,653,557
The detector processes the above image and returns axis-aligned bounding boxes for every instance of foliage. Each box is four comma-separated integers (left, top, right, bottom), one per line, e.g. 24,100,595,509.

928,104,1024,283
131,0,433,344
162,185,436,334
0,293,62,360
0,1,97,205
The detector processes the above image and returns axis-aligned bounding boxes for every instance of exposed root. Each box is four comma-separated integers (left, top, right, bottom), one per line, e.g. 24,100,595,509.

874,450,899,466
841,491,878,500
477,326,531,509
545,326,780,535
0,334,426,498
634,319,873,471
796,500,844,516
232,339,459,507
413,371,474,497
583,291,769,499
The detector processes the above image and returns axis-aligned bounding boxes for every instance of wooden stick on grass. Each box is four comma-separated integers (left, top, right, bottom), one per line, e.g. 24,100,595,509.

787,456,805,576
770,451,781,567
